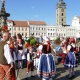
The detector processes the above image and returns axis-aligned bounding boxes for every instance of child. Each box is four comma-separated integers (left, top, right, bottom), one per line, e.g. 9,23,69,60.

26,46,34,78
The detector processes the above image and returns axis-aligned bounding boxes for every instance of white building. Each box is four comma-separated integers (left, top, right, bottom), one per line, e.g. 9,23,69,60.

72,15,80,38
46,25,56,40
7,20,14,36
28,21,47,38
66,26,76,38
6,0,79,40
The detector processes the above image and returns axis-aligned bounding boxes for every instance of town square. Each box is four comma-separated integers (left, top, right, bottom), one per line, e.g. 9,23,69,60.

0,0,80,80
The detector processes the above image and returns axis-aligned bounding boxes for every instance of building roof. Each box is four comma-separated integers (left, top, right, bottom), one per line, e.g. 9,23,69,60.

13,21,29,27
28,21,46,25
6,20,46,27
7,20,13,22
76,16,80,19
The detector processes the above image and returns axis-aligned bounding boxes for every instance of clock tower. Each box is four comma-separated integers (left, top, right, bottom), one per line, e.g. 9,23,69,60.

56,0,66,26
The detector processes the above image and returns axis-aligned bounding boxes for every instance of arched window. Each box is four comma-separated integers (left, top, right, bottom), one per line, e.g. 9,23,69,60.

62,13,63,16
62,19,63,21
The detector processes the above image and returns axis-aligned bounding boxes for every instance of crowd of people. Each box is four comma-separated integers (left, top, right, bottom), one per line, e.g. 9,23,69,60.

0,30,79,80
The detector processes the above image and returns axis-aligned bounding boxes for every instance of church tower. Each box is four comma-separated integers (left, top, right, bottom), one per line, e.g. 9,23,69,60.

56,0,66,26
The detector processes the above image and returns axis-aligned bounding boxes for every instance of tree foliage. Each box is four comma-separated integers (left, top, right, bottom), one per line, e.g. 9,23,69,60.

25,36,38,46
54,37,61,44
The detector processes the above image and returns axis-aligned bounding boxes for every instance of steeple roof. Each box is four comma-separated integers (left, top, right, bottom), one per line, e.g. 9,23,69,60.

57,0,66,9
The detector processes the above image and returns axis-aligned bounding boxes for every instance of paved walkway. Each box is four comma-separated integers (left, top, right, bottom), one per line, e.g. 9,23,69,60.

16,63,80,80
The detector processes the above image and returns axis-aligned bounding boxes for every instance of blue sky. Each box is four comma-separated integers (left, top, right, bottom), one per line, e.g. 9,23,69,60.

0,0,80,25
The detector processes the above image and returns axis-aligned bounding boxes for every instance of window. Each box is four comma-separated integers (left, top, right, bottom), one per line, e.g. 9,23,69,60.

22,28,24,31
53,33,54,35
48,33,49,35
51,29,52,31
42,28,43,30
25,28,27,30
62,13,63,16
25,33,27,36
14,28,16,30
33,28,34,30
18,28,20,30
64,34,65,36
36,28,37,30
22,33,24,36
62,19,63,21
14,32,16,35
36,33,37,35
9,28,11,30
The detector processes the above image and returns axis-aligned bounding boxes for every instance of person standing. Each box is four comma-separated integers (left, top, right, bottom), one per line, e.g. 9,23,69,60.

26,46,34,78
37,36,56,80
64,39,76,79
0,32,15,80
0,34,2,41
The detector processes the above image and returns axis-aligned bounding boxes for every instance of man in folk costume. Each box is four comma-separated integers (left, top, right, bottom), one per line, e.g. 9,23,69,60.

0,32,15,80
37,36,56,80
7,33,16,80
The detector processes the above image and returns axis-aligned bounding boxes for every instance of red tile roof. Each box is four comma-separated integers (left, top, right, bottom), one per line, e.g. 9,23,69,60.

28,21,46,25
7,20,46,27
13,21,29,27
7,20,13,22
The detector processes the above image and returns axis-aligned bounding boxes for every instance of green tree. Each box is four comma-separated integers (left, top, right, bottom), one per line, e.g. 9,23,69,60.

54,37,61,44
25,36,38,46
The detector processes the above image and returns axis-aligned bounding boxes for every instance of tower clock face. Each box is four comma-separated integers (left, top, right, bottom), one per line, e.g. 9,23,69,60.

61,9,64,12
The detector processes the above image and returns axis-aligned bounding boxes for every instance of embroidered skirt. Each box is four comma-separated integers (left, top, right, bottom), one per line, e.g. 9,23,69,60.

37,53,56,79
64,52,76,68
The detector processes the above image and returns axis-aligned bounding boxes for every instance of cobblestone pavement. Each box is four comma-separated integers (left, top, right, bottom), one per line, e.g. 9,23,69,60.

16,63,80,80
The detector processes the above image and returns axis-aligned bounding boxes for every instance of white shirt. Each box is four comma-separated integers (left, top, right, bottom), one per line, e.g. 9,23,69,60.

67,45,71,51
4,44,14,64
27,53,33,62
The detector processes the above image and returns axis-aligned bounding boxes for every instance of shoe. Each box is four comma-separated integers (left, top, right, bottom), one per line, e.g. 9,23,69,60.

31,75,35,77
72,75,75,78
67,76,72,79
24,78,28,80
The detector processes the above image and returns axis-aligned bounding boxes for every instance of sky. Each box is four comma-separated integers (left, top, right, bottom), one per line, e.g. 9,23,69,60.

0,0,80,25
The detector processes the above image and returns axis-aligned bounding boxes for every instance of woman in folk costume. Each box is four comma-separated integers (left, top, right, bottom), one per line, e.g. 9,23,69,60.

37,36,56,80
64,38,76,79
60,38,68,64
26,46,34,78
14,33,26,68
34,43,43,69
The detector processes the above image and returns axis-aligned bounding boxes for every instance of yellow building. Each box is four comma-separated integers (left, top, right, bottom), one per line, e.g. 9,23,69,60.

7,20,29,38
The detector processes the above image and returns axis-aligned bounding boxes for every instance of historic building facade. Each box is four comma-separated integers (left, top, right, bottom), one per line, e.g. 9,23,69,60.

72,15,80,38
6,0,78,40
7,20,30,38
56,0,66,26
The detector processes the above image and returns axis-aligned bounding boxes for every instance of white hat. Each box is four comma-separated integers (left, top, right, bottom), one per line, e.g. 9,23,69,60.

43,36,49,41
